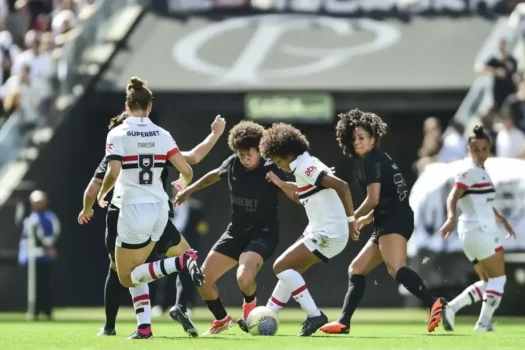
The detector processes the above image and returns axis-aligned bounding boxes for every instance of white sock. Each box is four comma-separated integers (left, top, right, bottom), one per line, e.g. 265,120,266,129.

478,276,506,326
130,284,151,328
276,269,320,317
130,256,184,285
266,281,292,313
449,280,487,313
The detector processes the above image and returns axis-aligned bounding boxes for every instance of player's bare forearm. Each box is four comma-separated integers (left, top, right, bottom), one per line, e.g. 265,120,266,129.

278,182,300,204
99,175,116,201
319,174,355,215
186,168,221,195
354,198,376,219
83,178,101,210
493,207,505,223
446,187,463,221
182,132,221,165
338,187,356,217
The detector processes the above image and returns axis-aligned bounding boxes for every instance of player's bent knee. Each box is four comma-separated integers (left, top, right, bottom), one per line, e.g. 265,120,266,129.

348,259,367,275
117,274,135,288
237,267,257,292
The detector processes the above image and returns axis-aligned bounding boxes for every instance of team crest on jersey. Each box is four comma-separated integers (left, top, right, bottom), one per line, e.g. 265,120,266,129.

106,143,113,150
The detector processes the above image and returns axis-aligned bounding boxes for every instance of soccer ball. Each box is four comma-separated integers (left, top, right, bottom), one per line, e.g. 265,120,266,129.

247,306,279,336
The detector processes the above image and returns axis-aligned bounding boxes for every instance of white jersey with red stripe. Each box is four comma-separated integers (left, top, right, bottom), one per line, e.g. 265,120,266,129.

290,152,347,237
454,158,497,234
105,116,179,208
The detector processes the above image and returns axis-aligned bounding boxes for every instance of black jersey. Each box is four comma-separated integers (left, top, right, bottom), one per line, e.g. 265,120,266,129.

218,154,288,230
358,147,411,216
93,156,174,218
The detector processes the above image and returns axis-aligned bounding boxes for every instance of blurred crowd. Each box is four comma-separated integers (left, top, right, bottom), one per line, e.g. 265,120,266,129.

414,37,525,174
0,0,96,130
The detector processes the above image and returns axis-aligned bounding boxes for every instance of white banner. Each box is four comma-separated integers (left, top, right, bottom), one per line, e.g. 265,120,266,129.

408,157,525,257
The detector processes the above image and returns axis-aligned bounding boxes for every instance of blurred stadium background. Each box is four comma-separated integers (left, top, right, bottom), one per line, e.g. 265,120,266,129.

1,0,525,322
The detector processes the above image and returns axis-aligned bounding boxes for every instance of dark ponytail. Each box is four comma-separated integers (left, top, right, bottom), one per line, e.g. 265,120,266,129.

468,125,490,144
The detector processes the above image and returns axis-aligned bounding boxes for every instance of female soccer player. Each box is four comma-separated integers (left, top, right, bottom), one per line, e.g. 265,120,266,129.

260,123,359,336
174,121,297,335
78,113,225,338
96,76,204,332
439,126,515,332
321,109,446,335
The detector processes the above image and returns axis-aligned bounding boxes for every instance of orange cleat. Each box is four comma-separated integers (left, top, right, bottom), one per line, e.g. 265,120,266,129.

203,315,233,336
320,321,350,334
242,299,257,321
428,297,447,332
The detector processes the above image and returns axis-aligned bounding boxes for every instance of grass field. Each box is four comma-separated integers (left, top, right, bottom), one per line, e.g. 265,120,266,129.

0,307,523,349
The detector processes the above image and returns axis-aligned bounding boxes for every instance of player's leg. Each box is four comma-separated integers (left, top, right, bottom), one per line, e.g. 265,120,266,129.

378,233,446,332
472,240,506,332
321,239,383,334
443,262,488,331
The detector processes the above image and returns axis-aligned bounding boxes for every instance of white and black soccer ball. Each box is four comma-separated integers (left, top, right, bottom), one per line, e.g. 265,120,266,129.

247,306,279,336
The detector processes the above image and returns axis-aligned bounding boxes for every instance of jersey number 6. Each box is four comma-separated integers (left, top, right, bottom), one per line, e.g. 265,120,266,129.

393,173,408,201
138,154,154,185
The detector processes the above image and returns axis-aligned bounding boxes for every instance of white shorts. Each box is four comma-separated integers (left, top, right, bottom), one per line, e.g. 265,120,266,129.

459,227,504,262
116,202,168,249
299,223,349,261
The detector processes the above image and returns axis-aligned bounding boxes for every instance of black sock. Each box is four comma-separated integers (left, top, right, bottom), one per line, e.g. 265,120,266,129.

338,274,366,327
395,266,435,308
104,268,121,331
242,290,256,304
205,298,228,321
175,272,194,313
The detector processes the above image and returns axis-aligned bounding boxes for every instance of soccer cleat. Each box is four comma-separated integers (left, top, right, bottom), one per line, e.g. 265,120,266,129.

442,306,456,331
183,250,205,287
474,322,496,332
298,311,328,337
242,299,257,321
320,321,350,334
126,327,153,339
96,327,116,336
169,305,199,337
203,315,233,336
237,319,249,333
428,297,447,332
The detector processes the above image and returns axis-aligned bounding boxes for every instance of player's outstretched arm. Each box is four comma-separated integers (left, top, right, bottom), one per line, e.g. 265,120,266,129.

354,183,380,219
97,160,121,207
493,207,516,239
265,171,300,204
319,173,355,218
174,168,222,206
440,185,464,239
78,178,102,224
182,115,226,165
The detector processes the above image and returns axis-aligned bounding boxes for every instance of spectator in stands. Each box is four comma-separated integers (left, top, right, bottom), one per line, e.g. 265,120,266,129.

501,80,525,132
495,112,525,158
413,117,442,174
475,38,518,110
18,190,61,321
13,30,52,83
480,107,498,155
0,29,20,84
437,120,466,163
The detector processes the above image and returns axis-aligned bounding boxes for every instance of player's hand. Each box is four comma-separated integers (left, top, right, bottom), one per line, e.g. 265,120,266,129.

174,189,191,206
78,208,94,224
349,221,360,241
439,218,456,239
329,167,336,174
266,171,284,187
97,194,108,208
503,219,516,239
211,115,226,136
356,215,372,230
173,174,189,191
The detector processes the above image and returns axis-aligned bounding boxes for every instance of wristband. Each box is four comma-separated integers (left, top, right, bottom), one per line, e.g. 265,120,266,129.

347,215,356,223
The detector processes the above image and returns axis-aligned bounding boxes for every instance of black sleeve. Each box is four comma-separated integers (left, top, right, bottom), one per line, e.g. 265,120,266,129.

363,155,382,185
486,57,498,68
267,161,289,181
93,157,108,180
218,154,236,179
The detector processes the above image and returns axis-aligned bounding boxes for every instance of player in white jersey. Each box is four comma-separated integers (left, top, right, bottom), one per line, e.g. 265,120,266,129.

97,77,204,295
440,126,516,332
259,123,359,336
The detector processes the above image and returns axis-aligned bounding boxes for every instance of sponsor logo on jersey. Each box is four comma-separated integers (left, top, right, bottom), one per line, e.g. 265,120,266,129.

126,131,161,137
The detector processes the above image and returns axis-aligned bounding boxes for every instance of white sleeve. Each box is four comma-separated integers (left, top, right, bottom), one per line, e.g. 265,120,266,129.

105,130,125,161
166,132,180,158
454,169,475,190
296,161,328,187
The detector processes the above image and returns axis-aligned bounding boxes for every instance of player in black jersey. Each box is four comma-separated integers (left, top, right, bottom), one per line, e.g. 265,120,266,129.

174,121,297,335
78,113,226,339
321,109,446,335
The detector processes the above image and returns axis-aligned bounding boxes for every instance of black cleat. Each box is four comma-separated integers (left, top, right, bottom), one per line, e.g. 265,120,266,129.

96,327,116,336
126,329,153,339
298,311,328,337
169,305,199,337
183,250,205,287
237,318,249,333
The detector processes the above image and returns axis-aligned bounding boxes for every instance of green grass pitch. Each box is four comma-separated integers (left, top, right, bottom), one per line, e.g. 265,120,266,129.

0,307,523,349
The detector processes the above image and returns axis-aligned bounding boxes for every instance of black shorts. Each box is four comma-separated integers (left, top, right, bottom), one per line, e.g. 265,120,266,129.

369,206,414,244
211,223,279,262
105,204,182,264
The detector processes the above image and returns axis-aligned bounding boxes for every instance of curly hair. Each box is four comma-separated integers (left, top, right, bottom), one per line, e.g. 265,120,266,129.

259,123,309,159
227,120,265,152
336,109,388,157
108,112,129,130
